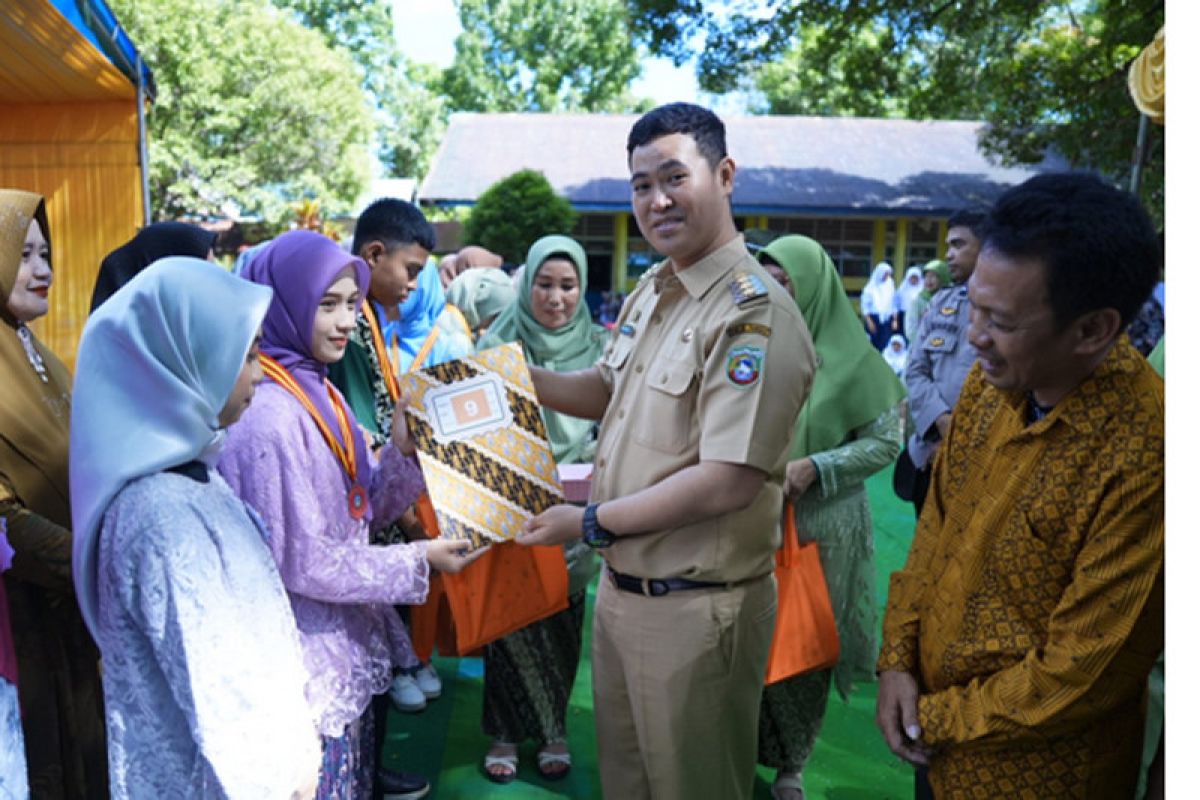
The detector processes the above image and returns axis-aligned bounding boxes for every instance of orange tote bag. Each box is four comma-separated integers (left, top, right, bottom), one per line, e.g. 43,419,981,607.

764,502,841,684
408,493,569,659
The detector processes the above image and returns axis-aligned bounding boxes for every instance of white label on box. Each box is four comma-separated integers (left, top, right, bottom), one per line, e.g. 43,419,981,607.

423,373,513,444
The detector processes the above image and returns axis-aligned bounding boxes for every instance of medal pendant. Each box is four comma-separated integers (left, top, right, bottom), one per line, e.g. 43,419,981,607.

348,484,369,520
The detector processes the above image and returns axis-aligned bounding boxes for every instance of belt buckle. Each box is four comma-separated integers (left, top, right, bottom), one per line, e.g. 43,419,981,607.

642,578,669,597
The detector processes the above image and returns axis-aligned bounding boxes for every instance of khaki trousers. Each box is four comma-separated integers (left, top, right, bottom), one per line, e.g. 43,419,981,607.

592,571,777,800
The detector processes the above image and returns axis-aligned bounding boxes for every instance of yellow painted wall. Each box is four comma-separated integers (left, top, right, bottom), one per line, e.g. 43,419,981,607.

0,101,144,369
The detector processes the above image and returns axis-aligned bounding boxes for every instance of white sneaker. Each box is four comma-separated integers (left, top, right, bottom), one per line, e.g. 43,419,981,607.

415,662,442,699
388,673,427,713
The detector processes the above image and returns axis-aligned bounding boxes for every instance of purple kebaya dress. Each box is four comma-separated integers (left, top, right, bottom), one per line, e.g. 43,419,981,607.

219,383,429,738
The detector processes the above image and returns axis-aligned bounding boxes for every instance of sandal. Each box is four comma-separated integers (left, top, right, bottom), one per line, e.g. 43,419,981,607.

771,771,805,800
483,742,518,784
536,745,572,781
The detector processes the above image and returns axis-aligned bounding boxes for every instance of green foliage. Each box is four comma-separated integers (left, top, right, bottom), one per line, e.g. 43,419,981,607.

271,0,448,177
462,170,578,263
441,0,644,112
111,0,372,220
631,0,1165,221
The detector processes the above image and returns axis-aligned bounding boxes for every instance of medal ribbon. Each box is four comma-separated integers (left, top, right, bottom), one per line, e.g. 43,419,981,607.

259,354,359,484
361,302,401,403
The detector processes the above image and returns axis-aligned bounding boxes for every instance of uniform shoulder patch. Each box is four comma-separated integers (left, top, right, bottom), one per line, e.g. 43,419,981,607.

728,271,769,307
726,346,764,387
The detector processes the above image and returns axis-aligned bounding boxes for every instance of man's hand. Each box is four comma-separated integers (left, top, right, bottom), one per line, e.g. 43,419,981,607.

876,670,931,766
390,395,416,456
934,412,952,441
425,538,490,573
784,458,818,500
866,317,878,335
518,504,585,546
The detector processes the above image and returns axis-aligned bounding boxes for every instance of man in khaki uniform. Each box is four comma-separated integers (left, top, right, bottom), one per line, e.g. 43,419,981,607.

519,103,815,799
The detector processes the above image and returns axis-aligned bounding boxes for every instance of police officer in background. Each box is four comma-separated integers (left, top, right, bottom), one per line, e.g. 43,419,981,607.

517,102,814,799
898,207,987,515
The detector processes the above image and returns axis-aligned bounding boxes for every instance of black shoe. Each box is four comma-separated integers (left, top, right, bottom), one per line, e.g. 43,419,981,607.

376,768,430,800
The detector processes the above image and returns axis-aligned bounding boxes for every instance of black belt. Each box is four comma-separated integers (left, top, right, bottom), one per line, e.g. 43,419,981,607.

607,566,726,597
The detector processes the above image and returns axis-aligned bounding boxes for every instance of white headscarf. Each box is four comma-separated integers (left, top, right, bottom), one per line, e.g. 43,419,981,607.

883,333,908,376
70,258,272,637
861,262,896,319
897,266,924,313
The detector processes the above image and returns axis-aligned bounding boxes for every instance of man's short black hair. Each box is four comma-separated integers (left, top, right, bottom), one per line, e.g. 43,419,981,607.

626,102,728,170
352,198,436,257
946,207,988,238
982,172,1160,330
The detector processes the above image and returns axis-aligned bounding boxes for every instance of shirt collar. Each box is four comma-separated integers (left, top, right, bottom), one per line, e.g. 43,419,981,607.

657,235,748,300
1000,336,1147,434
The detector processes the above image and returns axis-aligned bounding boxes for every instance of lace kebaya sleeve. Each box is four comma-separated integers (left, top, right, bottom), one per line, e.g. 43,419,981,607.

218,392,430,607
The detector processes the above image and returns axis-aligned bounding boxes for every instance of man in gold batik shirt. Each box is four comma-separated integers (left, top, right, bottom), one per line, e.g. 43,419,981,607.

518,103,814,799
876,173,1164,799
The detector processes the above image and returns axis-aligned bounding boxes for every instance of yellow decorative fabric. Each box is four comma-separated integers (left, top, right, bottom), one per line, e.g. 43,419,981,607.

1128,26,1165,125
399,341,565,549
879,337,1164,799
2,0,145,370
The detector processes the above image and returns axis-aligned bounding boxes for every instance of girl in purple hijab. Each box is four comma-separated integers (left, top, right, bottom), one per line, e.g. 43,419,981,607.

218,230,483,799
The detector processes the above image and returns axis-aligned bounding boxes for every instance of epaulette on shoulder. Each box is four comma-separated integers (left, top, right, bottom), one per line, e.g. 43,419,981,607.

728,270,769,307
637,262,664,286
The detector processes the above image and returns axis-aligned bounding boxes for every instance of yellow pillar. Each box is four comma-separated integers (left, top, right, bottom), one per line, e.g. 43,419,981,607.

937,219,949,259
894,218,909,272
758,215,769,230
872,219,886,267
613,213,628,292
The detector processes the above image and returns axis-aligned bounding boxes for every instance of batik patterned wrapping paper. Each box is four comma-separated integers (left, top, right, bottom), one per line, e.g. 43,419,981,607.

399,342,564,549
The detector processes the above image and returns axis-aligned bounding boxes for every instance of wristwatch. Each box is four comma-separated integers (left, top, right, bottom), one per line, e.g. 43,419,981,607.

581,503,616,549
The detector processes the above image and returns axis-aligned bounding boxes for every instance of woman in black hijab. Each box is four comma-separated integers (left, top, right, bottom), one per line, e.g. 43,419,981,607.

90,222,217,311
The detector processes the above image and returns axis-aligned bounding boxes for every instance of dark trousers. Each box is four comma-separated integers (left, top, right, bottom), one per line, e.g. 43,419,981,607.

911,461,932,518
915,765,935,799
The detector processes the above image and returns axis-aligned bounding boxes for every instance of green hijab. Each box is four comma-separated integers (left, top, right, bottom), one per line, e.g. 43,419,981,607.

444,267,517,333
477,235,607,464
921,259,952,300
760,235,907,459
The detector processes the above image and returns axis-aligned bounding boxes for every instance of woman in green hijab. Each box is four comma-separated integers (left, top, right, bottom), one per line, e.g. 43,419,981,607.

756,235,907,800
474,235,608,783
904,259,952,343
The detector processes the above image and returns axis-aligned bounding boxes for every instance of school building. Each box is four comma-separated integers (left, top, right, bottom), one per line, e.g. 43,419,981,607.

418,112,1061,296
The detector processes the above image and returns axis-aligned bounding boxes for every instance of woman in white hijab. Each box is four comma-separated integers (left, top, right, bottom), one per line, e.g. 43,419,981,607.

859,262,897,351
883,333,908,378
895,266,923,334
70,258,320,798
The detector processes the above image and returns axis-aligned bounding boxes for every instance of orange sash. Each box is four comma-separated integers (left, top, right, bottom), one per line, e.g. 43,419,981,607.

260,354,368,518
360,302,401,403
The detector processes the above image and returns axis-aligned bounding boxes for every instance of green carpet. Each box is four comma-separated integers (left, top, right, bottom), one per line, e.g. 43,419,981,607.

384,465,919,798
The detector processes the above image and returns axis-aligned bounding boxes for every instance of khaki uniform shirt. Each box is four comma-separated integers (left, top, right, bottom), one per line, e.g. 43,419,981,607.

591,236,815,583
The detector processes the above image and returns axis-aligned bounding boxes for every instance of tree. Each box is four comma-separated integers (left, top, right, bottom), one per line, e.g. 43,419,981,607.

462,170,578,263
271,0,448,177
441,0,645,112
630,0,1165,220
111,0,372,220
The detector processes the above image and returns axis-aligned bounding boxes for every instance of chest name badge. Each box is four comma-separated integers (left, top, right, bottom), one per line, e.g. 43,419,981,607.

726,346,764,387
940,306,957,316
726,322,772,339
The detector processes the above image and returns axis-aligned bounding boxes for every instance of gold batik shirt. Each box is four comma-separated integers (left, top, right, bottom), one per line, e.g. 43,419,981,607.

878,337,1164,799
